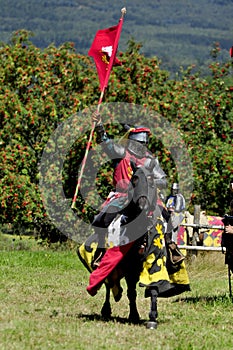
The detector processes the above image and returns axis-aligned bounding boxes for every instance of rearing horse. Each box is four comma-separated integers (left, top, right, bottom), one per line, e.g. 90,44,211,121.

78,163,190,329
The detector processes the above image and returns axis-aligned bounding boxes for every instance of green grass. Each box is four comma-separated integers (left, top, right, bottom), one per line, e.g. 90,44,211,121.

1,234,233,349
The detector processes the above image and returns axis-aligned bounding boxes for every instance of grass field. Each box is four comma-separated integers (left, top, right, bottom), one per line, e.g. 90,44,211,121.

1,233,233,350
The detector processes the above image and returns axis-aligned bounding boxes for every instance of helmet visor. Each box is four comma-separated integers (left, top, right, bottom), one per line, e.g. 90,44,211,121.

128,132,149,144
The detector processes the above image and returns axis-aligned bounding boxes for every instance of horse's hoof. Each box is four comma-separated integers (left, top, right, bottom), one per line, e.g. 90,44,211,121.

145,321,157,329
101,304,112,319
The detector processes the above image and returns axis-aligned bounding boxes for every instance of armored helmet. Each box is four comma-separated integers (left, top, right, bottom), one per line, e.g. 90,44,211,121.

128,126,151,144
127,126,151,158
171,183,179,190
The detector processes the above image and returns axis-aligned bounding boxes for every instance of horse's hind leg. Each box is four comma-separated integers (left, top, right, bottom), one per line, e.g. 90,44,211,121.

146,288,158,329
101,283,112,319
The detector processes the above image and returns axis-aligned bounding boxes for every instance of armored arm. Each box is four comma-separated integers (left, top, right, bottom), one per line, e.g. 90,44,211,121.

153,161,167,190
95,123,108,143
95,123,126,159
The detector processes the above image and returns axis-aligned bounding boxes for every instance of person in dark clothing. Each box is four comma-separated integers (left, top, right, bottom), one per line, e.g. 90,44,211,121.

224,181,233,234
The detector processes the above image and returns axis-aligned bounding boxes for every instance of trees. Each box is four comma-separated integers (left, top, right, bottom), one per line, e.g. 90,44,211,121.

0,31,232,240
0,30,97,239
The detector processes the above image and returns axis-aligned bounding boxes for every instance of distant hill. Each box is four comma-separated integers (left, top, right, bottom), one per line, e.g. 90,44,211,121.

0,0,232,73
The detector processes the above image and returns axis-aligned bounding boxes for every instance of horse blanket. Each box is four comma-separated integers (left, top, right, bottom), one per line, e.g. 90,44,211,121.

78,216,191,299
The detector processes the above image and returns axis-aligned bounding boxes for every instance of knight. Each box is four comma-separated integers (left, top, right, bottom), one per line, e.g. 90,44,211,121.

79,111,167,296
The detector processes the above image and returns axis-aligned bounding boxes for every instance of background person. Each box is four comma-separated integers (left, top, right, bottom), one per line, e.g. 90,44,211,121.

225,181,233,234
164,182,186,265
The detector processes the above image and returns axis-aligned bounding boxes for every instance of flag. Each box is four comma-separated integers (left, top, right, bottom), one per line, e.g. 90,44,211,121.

230,46,233,58
88,19,123,91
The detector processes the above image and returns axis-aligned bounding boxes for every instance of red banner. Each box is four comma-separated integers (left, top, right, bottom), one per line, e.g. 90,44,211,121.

230,46,233,58
88,19,123,91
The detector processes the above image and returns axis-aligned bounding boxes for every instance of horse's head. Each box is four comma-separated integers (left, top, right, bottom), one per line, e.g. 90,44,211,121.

129,161,157,214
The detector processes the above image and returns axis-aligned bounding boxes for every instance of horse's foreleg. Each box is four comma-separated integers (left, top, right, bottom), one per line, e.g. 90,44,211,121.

101,283,112,319
146,288,158,329
126,276,140,324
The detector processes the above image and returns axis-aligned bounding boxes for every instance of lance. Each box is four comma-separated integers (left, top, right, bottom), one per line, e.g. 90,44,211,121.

71,8,126,209
180,223,224,230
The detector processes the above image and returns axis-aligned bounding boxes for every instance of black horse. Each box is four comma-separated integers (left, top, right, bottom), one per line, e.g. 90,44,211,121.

78,163,190,329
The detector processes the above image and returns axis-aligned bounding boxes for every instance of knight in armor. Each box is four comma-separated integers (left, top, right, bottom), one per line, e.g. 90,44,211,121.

166,183,185,214
81,112,167,295
165,182,186,264
91,111,167,247
78,112,191,298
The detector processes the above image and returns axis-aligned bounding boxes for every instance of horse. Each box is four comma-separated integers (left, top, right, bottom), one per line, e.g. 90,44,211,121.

78,162,190,329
